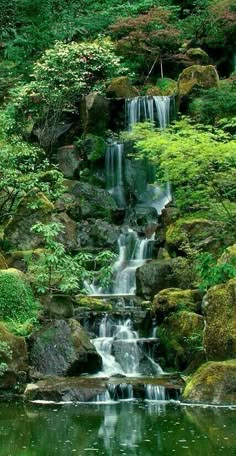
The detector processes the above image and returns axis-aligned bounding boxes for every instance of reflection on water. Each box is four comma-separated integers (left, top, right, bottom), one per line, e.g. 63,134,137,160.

0,401,235,456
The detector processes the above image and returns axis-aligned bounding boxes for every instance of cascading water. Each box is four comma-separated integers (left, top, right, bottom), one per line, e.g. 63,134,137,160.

106,142,126,207
145,384,166,401
126,95,172,130
92,314,162,378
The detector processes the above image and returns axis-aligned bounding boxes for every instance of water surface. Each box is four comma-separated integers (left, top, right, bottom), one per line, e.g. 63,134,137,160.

0,401,235,456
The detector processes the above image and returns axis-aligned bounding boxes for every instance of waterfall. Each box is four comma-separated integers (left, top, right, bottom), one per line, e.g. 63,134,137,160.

113,229,155,295
126,95,172,130
106,142,126,207
145,384,166,401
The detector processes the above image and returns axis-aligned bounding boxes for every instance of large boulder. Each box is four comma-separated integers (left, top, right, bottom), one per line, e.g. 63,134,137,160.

80,92,109,136
0,323,28,389
178,65,219,98
70,181,117,222
106,76,139,98
77,219,120,249
57,145,81,178
203,278,236,361
53,212,78,252
183,360,236,405
166,218,223,254
152,288,203,317
136,257,194,299
4,193,54,250
28,319,102,376
157,311,204,370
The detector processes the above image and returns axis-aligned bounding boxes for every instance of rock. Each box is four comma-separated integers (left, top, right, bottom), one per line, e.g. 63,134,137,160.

5,192,54,250
82,134,106,162
28,319,102,376
5,249,45,272
112,339,161,375
178,65,219,98
161,206,180,226
77,219,120,249
146,78,177,96
183,360,236,405
57,145,81,178
203,278,236,361
70,181,117,222
44,294,74,318
74,296,112,312
166,217,222,254
218,244,236,264
157,311,204,370
136,257,194,299
52,212,78,252
55,191,81,222
106,76,139,98
186,48,209,65
80,92,109,136
0,323,28,389
152,288,203,316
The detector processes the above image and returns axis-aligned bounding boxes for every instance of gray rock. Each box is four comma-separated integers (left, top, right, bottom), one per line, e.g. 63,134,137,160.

70,181,117,221
77,219,120,249
80,92,109,136
29,319,102,377
57,146,81,178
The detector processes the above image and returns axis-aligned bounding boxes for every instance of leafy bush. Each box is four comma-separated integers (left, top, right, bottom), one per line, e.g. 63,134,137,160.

196,252,236,290
0,272,39,323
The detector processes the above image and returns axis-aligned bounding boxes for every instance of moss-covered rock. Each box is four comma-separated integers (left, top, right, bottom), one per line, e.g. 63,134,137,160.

136,257,194,299
29,319,102,376
106,76,139,98
157,311,204,370
5,249,45,272
52,212,78,252
74,296,112,311
203,278,236,361
82,134,106,162
4,192,54,250
80,92,109,136
146,78,177,96
152,288,203,316
183,360,236,405
166,217,222,254
55,189,81,222
186,48,209,65
0,252,7,269
178,65,219,98
0,323,28,389
218,244,236,265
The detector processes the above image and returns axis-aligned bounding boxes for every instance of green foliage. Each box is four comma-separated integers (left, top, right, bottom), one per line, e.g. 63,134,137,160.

127,118,236,223
28,222,117,295
0,272,39,323
196,252,236,290
0,340,12,378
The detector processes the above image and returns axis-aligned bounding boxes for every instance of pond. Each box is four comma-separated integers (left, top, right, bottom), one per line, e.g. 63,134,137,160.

0,401,235,456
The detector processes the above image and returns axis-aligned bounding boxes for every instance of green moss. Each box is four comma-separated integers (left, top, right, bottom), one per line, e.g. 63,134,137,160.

186,48,209,64
106,76,139,98
183,360,236,404
146,78,177,96
75,296,112,311
178,65,219,97
166,217,220,252
0,269,39,323
152,288,201,314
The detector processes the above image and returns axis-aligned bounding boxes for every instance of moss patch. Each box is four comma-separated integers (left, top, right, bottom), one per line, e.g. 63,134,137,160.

152,288,202,315
178,65,219,98
75,296,112,311
106,76,139,98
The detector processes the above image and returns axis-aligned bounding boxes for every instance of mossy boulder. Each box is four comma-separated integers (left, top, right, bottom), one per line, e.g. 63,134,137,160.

29,319,102,377
157,311,204,370
152,288,203,316
69,181,117,222
146,78,177,96
178,65,219,98
166,218,222,254
203,278,236,361
74,296,112,311
136,257,194,299
106,76,139,98
80,92,109,136
0,323,28,389
5,249,45,272
4,192,54,250
186,48,209,65
82,134,106,162
183,360,236,405
218,244,236,265
0,269,38,323
55,190,81,222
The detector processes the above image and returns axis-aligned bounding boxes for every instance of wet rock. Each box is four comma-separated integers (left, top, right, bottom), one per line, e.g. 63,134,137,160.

106,76,139,98
183,360,236,405
178,65,219,98
77,219,120,249
53,212,78,252
70,181,117,222
57,145,81,178
0,323,28,389
136,257,194,299
5,193,54,250
29,319,102,377
203,278,236,361
80,92,109,136
112,340,160,376
44,294,74,318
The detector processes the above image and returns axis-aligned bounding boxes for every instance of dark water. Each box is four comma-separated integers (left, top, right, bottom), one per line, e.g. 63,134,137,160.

0,401,235,456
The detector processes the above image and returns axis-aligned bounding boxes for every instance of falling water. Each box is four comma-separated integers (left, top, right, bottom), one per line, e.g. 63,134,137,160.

126,96,172,130
106,142,126,207
145,384,166,401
